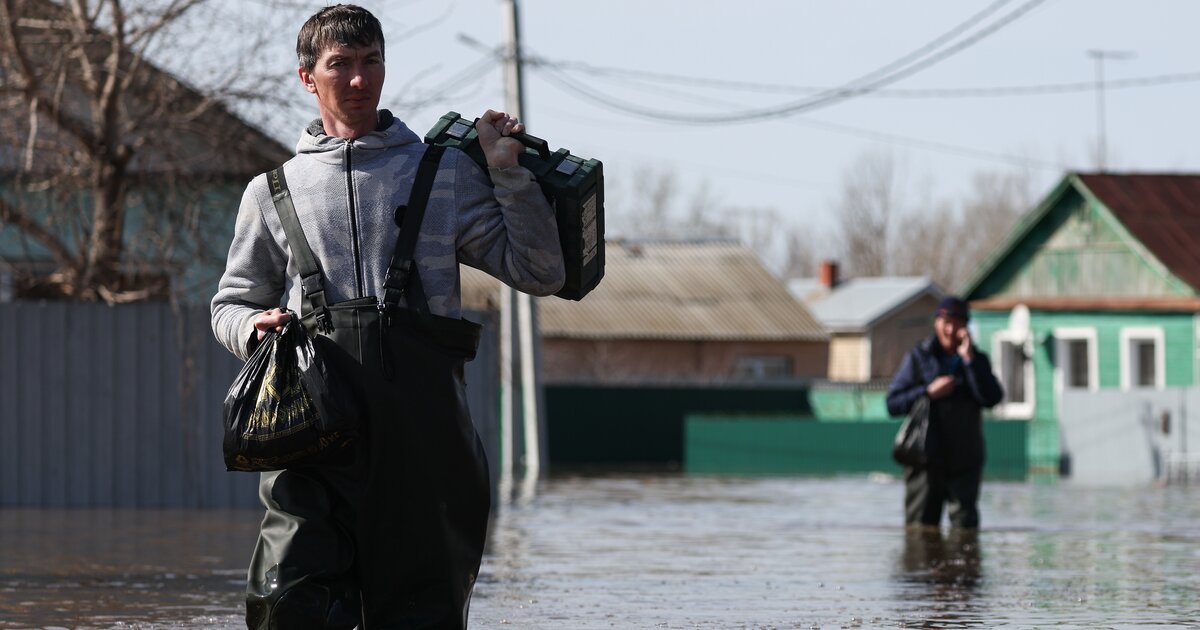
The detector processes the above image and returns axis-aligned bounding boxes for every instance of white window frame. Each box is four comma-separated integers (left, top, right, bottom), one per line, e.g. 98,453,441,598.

1119,326,1166,390
991,329,1035,419
1053,327,1099,394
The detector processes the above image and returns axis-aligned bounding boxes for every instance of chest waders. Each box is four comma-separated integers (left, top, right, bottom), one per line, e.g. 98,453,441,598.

903,356,985,529
245,144,492,630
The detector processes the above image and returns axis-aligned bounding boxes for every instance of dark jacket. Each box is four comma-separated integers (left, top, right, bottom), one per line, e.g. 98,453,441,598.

886,335,1004,473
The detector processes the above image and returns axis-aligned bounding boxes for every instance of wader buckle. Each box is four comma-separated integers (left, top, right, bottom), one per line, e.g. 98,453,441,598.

377,301,393,328
316,307,333,334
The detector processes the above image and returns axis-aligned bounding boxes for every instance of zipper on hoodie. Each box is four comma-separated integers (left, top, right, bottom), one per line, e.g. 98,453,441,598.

345,143,365,297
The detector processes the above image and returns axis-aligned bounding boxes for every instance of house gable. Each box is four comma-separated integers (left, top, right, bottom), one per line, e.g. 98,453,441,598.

966,175,1198,304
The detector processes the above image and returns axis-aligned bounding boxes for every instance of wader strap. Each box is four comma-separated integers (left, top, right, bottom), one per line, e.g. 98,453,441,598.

382,144,446,315
269,167,333,333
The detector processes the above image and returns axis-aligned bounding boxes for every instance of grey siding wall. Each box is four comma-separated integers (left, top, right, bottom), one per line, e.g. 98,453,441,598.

1060,388,1200,486
0,302,498,507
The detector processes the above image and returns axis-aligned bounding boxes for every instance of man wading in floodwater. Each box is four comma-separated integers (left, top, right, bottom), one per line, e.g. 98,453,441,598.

886,296,1003,528
210,5,564,627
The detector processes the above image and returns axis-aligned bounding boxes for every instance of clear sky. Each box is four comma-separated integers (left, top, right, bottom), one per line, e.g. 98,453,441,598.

210,0,1200,262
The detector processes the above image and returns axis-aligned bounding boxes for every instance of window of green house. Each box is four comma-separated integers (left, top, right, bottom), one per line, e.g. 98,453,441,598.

1067,340,1090,388
992,329,1034,418
1054,327,1098,392
1136,342,1156,386
1002,343,1028,402
1120,327,1165,390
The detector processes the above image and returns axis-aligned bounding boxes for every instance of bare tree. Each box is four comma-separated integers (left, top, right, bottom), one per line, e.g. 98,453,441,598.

830,146,1037,290
608,165,829,278
835,151,903,277
609,165,737,243
779,227,818,280
890,169,1035,291
958,170,1032,250
0,0,293,302
891,199,958,289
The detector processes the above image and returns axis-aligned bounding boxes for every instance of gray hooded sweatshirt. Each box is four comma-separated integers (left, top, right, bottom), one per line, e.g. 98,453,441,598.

211,111,565,361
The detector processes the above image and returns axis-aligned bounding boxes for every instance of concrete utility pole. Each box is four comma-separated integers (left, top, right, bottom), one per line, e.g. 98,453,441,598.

499,0,542,497
1087,49,1134,171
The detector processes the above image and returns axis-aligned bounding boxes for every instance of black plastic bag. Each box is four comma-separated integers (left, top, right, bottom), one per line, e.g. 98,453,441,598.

892,396,930,467
223,317,361,472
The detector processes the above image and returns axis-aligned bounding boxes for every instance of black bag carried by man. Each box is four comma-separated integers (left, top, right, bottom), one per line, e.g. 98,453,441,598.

223,316,361,472
892,395,931,468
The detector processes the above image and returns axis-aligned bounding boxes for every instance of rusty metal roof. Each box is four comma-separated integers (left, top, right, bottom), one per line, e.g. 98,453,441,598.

461,241,828,341
1077,174,1200,293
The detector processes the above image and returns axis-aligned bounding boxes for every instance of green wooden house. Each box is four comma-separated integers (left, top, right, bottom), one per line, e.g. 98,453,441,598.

962,173,1200,474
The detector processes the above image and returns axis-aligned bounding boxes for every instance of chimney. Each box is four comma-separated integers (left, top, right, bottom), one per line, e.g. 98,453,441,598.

819,260,839,289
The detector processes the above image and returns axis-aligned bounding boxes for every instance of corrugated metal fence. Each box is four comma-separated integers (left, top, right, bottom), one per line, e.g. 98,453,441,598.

0,302,498,508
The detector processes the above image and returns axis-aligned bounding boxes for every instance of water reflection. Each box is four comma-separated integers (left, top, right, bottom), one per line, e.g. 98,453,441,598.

0,508,257,629
895,527,985,627
2,476,1199,629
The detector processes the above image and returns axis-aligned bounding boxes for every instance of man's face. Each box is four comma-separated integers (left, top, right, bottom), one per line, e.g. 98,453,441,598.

299,42,385,135
935,314,967,352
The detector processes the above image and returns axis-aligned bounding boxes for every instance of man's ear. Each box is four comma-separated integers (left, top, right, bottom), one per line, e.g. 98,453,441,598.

298,67,318,94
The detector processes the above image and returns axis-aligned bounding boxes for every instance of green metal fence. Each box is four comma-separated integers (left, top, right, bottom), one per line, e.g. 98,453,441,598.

684,415,1028,480
545,383,811,469
808,380,892,421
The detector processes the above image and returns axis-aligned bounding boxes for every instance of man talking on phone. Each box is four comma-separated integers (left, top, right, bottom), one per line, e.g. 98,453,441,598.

886,296,1003,528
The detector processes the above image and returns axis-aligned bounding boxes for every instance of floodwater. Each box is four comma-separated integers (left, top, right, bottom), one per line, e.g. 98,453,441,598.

2,474,1198,629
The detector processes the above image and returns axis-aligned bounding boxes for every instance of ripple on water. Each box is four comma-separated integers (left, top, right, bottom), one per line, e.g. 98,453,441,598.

2,476,1198,629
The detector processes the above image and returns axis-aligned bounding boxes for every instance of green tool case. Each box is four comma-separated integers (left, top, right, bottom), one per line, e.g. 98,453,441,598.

425,111,604,301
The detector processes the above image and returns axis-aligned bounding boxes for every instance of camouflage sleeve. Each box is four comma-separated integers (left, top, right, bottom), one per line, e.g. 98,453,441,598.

453,150,565,295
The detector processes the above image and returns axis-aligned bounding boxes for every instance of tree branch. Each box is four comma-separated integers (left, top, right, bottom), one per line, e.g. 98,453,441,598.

97,0,126,151
0,0,38,93
3,1,106,152
67,0,101,94
0,196,77,268
127,0,206,46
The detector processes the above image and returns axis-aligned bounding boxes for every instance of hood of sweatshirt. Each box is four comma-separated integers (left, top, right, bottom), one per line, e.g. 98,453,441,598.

294,109,422,165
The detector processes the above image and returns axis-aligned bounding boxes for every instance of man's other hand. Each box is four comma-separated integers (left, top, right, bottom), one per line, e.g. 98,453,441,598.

254,308,292,341
927,375,956,400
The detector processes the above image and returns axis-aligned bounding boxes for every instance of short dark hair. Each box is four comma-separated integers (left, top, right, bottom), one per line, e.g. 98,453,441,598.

296,4,385,72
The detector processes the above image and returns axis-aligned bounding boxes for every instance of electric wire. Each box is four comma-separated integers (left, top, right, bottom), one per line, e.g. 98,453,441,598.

396,51,497,111
529,55,1070,172
788,117,1068,172
531,0,1047,124
534,57,1200,100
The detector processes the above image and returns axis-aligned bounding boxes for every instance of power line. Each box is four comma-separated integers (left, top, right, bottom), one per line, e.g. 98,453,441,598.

395,51,497,110
533,57,1200,100
532,59,1069,172
787,117,1069,172
533,0,1047,125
